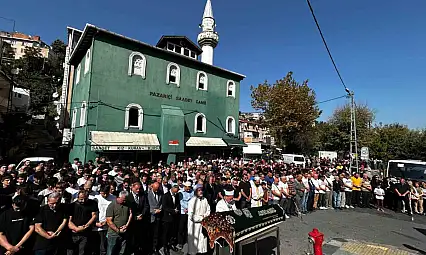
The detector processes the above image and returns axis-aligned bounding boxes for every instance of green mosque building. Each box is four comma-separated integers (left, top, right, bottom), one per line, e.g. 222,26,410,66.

66,0,245,164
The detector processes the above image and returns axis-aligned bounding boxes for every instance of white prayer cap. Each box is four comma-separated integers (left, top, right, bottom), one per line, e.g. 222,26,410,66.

183,181,192,187
224,189,234,196
254,176,261,181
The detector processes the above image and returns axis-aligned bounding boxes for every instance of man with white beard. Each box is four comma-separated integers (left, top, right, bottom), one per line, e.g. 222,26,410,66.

187,184,210,255
251,177,264,208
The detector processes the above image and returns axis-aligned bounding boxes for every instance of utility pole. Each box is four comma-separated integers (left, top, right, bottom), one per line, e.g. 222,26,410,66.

346,88,359,172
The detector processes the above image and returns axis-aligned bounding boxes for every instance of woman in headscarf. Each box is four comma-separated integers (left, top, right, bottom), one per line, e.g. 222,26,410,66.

187,184,210,255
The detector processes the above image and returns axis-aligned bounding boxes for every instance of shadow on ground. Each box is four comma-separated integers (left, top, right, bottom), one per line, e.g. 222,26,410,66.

403,244,426,255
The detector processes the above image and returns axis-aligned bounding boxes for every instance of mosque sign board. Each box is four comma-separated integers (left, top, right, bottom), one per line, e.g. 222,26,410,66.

91,145,160,151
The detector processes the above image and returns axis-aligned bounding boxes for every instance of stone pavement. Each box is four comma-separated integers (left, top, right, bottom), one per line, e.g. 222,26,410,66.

323,238,415,255
278,207,426,254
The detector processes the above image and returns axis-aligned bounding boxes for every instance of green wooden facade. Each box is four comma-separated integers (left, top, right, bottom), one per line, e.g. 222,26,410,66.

68,25,245,163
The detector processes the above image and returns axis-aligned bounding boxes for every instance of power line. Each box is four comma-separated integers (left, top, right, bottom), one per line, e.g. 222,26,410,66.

316,95,347,105
306,0,348,92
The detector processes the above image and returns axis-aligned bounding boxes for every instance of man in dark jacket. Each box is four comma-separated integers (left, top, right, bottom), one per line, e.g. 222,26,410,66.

126,181,149,254
160,184,180,255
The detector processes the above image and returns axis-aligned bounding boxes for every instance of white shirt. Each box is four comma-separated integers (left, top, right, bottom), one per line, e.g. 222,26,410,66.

374,188,385,200
171,191,176,204
271,183,282,201
343,178,353,192
77,177,87,187
278,182,288,198
93,194,115,231
302,177,309,190
319,180,326,194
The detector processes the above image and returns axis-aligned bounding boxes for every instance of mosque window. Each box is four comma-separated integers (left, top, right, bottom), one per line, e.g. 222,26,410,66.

195,113,206,133
226,116,236,134
166,63,180,86
196,71,208,91
128,52,147,79
125,103,143,130
227,80,235,98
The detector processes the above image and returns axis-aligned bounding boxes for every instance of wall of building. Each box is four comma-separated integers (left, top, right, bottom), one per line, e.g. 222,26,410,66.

69,33,242,161
68,41,93,162
11,87,30,112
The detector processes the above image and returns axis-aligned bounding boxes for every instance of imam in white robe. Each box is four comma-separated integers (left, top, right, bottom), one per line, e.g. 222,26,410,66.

187,196,211,255
251,184,264,208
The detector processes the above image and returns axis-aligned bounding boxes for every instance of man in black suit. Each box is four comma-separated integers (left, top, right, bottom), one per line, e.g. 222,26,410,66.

159,184,180,255
126,181,149,255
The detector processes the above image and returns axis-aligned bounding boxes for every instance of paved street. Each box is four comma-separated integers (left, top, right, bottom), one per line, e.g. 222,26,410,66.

277,208,426,255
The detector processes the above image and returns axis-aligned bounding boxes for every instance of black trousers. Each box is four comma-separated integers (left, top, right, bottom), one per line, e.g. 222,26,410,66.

361,191,371,208
67,234,88,255
398,195,412,214
162,220,178,249
151,219,162,251
352,190,361,207
92,231,107,255
239,199,251,209
307,192,315,211
178,214,188,245
319,193,326,208
345,191,352,206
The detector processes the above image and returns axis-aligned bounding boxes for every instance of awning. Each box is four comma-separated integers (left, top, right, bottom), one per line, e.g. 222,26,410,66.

223,138,247,147
243,144,263,155
90,131,160,151
186,137,227,147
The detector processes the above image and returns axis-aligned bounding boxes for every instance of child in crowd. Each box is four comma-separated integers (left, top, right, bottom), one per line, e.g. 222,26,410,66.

374,181,385,212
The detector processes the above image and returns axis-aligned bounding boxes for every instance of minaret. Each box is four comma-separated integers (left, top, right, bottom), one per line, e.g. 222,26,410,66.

197,0,219,65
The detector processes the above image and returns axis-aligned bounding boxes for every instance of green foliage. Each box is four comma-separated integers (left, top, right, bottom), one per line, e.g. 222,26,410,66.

251,72,321,153
368,124,426,161
314,104,426,161
14,40,65,116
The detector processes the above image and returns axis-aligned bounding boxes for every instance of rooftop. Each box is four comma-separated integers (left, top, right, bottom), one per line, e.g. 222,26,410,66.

68,23,245,80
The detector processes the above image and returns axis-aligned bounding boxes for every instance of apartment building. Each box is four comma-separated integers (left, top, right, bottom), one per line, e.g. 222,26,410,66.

0,31,51,59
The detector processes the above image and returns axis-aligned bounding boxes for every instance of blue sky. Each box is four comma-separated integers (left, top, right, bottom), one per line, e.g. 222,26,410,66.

1,0,425,128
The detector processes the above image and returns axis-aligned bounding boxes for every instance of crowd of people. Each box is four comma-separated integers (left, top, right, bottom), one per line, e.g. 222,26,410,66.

0,156,423,255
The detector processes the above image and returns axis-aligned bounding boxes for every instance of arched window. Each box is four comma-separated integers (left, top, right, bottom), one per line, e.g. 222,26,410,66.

227,80,235,97
128,52,147,79
124,103,143,130
76,64,81,84
166,63,180,86
196,71,208,91
194,113,206,133
84,48,91,75
71,108,77,129
226,116,235,134
80,101,87,127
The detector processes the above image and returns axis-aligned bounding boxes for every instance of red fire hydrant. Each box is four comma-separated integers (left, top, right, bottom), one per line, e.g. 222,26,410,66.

308,228,324,255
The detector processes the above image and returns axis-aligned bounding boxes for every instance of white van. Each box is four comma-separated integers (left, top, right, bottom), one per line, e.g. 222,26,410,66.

282,154,306,168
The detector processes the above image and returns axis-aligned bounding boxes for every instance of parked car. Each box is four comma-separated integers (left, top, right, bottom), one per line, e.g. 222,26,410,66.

16,157,54,170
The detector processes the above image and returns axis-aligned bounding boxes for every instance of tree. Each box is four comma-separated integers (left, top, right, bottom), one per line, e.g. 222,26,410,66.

14,39,66,116
326,103,375,153
369,124,426,161
251,72,321,153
